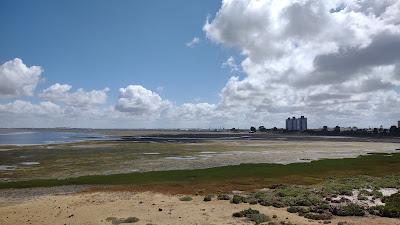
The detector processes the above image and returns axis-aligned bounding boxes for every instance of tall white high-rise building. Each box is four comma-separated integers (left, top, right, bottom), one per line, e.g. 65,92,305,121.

286,116,307,131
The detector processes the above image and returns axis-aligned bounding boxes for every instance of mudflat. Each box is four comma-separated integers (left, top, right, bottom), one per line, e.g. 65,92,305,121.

1,135,399,182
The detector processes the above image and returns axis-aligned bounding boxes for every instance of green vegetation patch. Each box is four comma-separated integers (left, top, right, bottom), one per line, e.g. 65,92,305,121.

330,203,365,216
232,208,270,224
369,193,400,218
320,175,400,197
1,153,400,190
273,186,322,206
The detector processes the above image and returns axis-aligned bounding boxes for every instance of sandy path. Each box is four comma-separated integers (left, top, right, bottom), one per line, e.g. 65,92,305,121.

1,191,399,225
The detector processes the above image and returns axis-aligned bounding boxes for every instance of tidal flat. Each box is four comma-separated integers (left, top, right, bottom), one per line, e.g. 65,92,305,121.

1,134,400,225
0,135,399,182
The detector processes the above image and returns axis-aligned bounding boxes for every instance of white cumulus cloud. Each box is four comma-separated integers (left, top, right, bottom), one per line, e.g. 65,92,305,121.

203,0,400,127
0,58,42,98
0,100,63,116
39,83,109,108
115,85,171,117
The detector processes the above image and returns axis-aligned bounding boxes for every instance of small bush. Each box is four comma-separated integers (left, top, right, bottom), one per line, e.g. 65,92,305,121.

232,195,246,204
259,200,273,206
287,206,310,214
273,186,321,207
179,196,193,201
217,193,230,200
256,193,278,206
233,212,243,217
203,194,213,202
272,201,285,208
304,212,332,220
249,213,270,224
319,203,330,210
232,208,259,217
232,208,270,224
309,206,327,214
369,205,400,218
372,190,383,199
287,206,299,213
369,193,400,218
330,203,365,216
246,197,258,205
106,217,139,225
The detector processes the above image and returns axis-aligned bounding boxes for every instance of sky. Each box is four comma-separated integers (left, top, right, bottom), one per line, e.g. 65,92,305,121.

1,0,400,129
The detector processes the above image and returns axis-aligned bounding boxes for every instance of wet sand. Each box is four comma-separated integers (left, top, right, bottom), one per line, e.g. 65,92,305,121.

1,138,399,182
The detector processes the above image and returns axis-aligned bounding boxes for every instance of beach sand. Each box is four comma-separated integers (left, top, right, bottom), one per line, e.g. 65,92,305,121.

1,189,399,225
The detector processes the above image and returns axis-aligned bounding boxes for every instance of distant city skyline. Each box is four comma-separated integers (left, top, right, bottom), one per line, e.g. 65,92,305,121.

1,0,400,129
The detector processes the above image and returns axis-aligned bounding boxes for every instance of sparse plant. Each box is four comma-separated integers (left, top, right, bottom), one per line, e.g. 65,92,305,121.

179,196,193,201
303,212,332,220
232,208,270,224
203,194,213,202
106,217,139,225
330,203,365,216
217,193,230,200
369,193,400,218
232,195,246,204
249,213,270,224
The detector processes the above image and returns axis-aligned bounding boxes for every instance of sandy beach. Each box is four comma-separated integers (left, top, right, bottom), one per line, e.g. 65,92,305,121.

1,187,399,225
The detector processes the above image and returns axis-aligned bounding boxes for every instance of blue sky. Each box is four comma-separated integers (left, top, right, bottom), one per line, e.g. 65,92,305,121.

1,0,400,129
0,0,237,105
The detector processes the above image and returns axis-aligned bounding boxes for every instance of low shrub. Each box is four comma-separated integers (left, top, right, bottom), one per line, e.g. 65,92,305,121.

249,213,270,224
273,186,321,207
372,190,383,199
303,212,332,220
287,206,299,213
232,208,260,217
272,201,285,208
246,197,258,205
232,195,246,204
369,193,400,218
217,193,231,200
106,217,139,225
232,208,270,224
203,194,213,202
287,206,310,214
179,196,193,201
330,203,365,216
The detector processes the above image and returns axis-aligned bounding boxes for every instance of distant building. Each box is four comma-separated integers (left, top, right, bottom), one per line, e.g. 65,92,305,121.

390,125,397,134
286,116,307,131
334,126,340,133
